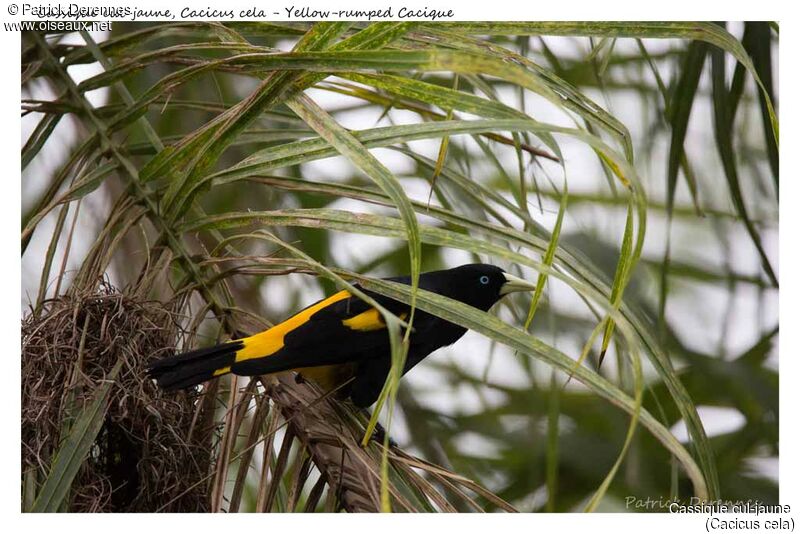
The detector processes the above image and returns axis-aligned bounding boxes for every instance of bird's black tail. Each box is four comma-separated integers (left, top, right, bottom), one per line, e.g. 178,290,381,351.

147,340,244,392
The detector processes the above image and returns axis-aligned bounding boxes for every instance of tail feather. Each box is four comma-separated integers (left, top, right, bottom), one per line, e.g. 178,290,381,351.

147,341,244,391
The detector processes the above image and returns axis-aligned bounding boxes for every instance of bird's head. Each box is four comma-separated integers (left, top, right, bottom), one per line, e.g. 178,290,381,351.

423,263,537,312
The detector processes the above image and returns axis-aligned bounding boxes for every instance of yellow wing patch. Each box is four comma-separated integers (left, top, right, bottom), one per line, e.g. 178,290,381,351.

234,290,351,362
342,308,385,331
342,309,408,331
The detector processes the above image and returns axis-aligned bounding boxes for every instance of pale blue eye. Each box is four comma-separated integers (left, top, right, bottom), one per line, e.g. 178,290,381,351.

480,275,490,285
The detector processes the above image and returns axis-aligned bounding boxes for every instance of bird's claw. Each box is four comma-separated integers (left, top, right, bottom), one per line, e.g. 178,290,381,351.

371,421,398,448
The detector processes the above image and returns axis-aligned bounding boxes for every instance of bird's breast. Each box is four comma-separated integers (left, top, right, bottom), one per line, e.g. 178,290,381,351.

409,313,468,349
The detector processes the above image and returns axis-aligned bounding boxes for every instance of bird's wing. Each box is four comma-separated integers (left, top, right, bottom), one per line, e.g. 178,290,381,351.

229,288,409,377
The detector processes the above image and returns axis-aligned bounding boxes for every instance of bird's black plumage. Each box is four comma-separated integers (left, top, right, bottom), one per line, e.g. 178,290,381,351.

148,263,530,407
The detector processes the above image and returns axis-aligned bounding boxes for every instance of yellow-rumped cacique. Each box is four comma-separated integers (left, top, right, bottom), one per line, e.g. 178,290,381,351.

148,263,537,407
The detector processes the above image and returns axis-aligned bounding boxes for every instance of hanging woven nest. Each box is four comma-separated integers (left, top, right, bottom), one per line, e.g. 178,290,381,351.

22,282,215,512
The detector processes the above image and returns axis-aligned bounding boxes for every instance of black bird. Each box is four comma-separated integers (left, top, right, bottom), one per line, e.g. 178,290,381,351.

147,263,536,407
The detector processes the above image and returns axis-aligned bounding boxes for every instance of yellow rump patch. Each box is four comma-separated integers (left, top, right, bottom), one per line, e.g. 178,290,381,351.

234,290,351,362
213,366,231,377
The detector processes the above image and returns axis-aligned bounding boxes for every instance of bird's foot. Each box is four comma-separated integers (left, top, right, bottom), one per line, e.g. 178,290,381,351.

371,420,398,448
359,408,398,448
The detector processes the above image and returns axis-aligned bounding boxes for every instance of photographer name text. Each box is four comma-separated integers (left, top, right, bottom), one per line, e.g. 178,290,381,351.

10,3,454,21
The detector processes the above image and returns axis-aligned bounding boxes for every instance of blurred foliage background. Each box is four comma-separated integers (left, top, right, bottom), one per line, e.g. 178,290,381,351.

21,21,777,512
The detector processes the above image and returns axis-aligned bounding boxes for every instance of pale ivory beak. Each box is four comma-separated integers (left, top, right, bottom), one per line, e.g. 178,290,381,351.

500,272,538,295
